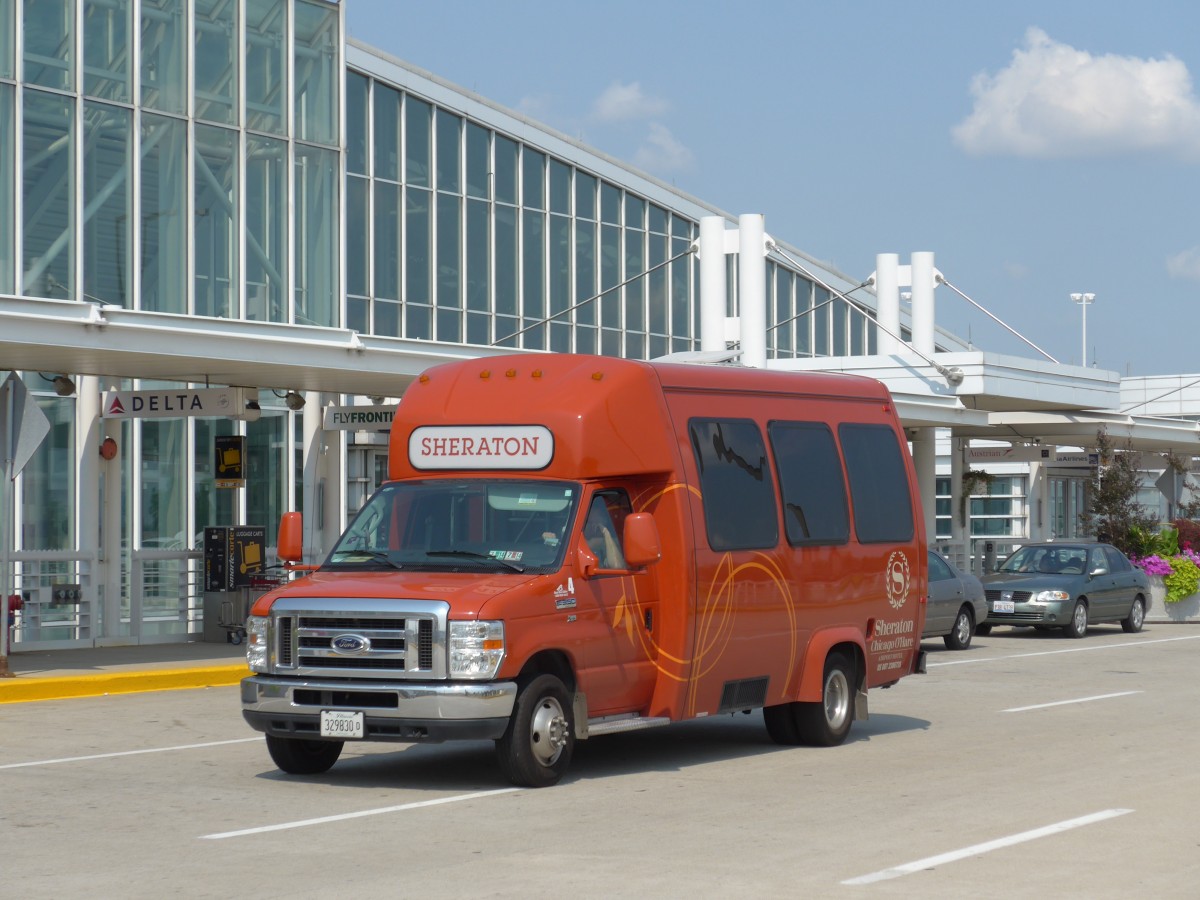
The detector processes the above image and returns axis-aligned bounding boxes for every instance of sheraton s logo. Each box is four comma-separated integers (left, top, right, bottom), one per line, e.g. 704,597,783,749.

885,551,911,609
331,634,370,654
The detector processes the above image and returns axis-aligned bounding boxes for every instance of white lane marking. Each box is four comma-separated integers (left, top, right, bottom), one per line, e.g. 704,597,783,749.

200,788,522,839
841,808,1134,885
0,737,262,770
1003,690,1142,713
928,633,1200,667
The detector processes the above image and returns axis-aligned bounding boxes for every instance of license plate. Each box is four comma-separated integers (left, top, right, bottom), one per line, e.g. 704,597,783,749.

993,600,1015,614
320,709,364,739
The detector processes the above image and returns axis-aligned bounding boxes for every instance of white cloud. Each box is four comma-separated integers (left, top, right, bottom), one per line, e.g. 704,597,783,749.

1167,246,1200,280
952,27,1200,159
633,123,695,174
591,81,668,122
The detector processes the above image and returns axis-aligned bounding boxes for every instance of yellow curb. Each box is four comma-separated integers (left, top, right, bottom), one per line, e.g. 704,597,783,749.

0,664,249,704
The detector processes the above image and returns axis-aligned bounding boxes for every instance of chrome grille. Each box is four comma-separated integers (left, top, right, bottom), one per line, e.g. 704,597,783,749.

986,589,1032,602
269,597,449,679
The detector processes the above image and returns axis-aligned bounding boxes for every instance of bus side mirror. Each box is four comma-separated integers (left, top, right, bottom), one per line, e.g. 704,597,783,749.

622,513,661,568
278,512,303,564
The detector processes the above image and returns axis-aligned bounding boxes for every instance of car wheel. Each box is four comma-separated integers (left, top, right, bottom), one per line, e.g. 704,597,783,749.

1063,600,1088,639
1121,596,1146,633
794,652,856,747
495,674,574,788
265,734,343,775
943,606,974,650
975,624,992,636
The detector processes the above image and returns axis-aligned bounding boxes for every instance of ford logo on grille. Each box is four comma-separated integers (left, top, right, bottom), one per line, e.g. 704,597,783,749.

331,634,370,654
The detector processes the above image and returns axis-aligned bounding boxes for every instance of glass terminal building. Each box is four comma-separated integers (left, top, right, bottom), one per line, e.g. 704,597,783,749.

1,0,940,648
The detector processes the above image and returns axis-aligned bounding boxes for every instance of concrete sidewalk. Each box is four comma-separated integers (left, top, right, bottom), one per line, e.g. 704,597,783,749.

0,641,248,704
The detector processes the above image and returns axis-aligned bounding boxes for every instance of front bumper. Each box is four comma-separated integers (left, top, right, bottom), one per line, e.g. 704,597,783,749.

984,602,1069,627
241,675,517,743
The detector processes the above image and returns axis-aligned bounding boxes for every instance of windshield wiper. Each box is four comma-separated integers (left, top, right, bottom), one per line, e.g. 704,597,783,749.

425,549,526,573
327,549,404,570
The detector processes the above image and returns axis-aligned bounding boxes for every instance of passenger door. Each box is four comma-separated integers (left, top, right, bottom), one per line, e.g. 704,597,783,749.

571,489,659,715
1085,546,1121,619
1103,546,1142,618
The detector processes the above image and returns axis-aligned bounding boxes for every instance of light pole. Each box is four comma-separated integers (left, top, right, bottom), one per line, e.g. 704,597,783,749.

1070,292,1095,365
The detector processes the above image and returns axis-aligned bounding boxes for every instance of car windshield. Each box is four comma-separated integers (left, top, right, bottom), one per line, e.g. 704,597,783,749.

999,545,1089,575
325,479,580,574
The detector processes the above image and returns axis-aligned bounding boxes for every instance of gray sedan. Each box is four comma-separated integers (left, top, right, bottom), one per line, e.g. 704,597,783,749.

978,542,1149,638
924,550,987,650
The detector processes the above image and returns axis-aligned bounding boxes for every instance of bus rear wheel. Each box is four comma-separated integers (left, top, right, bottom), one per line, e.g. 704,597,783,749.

794,652,856,746
265,734,343,775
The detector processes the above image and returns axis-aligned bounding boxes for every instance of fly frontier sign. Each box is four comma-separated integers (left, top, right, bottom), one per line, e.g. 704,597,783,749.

322,405,396,431
102,387,243,419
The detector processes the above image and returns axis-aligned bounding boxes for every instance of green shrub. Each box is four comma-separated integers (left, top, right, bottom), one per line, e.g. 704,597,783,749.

1165,555,1200,603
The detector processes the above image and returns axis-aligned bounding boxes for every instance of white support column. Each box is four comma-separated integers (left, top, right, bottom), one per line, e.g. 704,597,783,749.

100,379,123,638
875,253,902,356
302,393,323,563
910,428,938,548
75,376,102,636
698,216,728,352
911,251,936,356
322,418,346,556
950,436,966,558
738,214,767,368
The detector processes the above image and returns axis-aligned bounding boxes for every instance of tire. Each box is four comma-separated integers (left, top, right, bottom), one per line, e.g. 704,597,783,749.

1122,596,1146,634
1063,600,1089,639
794,652,856,747
265,734,343,775
943,606,975,651
763,703,802,745
495,674,574,787
975,624,993,636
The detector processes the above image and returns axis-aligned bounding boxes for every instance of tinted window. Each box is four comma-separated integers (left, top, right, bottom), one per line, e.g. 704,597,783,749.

690,419,778,551
838,424,914,543
768,421,849,546
928,551,953,581
1104,546,1131,572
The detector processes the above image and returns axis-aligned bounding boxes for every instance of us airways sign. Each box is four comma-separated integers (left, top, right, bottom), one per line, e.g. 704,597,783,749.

102,387,242,419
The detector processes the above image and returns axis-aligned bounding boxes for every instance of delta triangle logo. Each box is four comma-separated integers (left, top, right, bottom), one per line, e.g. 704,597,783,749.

107,395,126,416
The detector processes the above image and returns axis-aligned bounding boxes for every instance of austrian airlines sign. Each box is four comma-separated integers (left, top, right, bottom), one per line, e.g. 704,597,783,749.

102,387,242,419
409,425,553,470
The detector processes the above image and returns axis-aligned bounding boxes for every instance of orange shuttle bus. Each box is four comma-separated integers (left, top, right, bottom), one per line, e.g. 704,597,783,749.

241,354,928,786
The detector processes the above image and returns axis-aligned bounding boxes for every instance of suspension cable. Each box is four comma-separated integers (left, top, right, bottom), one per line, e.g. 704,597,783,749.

768,244,963,384
490,245,695,346
1120,375,1200,415
936,276,1058,363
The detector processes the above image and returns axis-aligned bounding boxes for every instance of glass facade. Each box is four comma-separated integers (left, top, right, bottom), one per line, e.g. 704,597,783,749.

0,0,888,647
936,475,1028,541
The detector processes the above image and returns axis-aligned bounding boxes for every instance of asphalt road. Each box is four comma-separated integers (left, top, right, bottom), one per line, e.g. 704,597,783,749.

3,625,1199,899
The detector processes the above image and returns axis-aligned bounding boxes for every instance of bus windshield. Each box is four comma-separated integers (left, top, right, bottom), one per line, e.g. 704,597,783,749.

325,479,580,574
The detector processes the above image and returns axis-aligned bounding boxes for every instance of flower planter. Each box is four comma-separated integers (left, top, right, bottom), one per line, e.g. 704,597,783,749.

1144,574,1200,623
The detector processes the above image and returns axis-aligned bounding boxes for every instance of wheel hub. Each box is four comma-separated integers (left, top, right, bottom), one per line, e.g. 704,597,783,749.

530,698,569,766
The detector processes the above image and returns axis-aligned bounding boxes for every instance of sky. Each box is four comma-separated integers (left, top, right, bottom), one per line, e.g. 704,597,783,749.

344,1,1200,378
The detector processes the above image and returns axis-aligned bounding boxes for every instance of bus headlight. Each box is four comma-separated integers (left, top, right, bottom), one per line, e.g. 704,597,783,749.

246,616,269,672
449,620,504,679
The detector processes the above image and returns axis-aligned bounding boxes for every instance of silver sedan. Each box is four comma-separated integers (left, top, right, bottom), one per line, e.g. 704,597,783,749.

923,550,987,650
